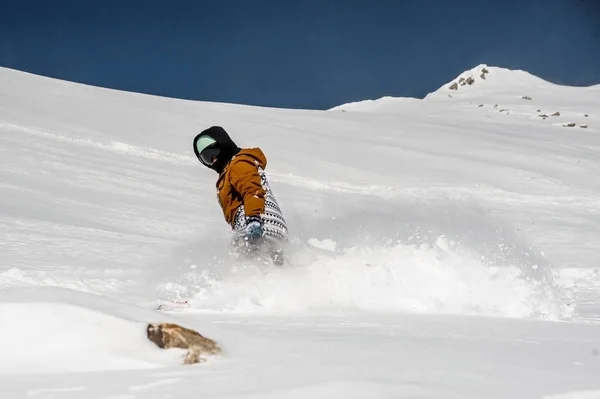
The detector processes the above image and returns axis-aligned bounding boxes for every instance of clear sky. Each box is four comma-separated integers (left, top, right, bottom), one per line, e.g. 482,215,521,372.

1,0,599,110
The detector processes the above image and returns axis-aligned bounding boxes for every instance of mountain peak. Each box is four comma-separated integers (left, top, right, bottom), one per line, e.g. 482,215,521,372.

426,64,552,98
329,64,557,111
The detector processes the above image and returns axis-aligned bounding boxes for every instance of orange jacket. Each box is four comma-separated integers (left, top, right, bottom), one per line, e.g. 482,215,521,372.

216,147,267,227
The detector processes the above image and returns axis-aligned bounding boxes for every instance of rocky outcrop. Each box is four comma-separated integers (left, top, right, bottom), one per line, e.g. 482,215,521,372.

447,67,487,90
538,112,561,119
147,322,221,364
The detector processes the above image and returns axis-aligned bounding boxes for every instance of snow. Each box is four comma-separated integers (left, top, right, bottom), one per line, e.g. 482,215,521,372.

0,288,183,374
545,391,600,399
181,238,569,318
1,64,600,398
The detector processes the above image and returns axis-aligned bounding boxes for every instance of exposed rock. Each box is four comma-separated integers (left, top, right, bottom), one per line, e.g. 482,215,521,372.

478,104,484,107
537,109,541,112
580,124,588,129
551,112,560,116
499,109,508,112
585,114,589,117
494,104,498,109
448,67,488,90
538,114,548,118
564,123,577,127
449,67,487,90
522,96,532,100
147,322,221,364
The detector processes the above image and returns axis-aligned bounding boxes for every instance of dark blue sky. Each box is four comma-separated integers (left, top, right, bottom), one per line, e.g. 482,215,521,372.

1,0,599,110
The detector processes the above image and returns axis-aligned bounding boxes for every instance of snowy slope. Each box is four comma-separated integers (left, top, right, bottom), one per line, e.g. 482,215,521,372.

1,64,600,398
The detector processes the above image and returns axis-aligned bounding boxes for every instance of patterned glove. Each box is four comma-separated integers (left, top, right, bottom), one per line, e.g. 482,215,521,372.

244,216,264,243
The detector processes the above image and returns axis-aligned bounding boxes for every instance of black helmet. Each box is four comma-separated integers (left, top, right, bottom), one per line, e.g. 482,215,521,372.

193,126,241,173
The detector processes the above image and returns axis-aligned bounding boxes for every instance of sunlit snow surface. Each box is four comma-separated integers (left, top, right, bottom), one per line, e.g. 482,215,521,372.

1,64,600,398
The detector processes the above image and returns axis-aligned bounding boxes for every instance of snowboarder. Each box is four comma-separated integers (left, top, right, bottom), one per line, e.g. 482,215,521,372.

192,126,288,265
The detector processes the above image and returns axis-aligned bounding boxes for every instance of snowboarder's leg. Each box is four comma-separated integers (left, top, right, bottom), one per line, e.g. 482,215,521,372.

233,235,284,266
271,247,285,266
231,202,288,266
259,234,285,266
231,230,285,266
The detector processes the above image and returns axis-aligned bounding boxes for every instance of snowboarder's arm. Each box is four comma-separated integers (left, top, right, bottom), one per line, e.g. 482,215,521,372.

229,159,266,218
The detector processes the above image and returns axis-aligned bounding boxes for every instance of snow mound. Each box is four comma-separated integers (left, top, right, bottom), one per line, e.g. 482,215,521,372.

0,288,183,374
427,64,552,97
328,96,421,112
163,237,572,321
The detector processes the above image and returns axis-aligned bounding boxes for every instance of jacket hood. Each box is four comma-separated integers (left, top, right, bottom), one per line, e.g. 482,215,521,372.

193,126,241,173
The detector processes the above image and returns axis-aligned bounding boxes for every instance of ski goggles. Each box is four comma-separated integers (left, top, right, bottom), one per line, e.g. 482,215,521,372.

195,136,221,165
